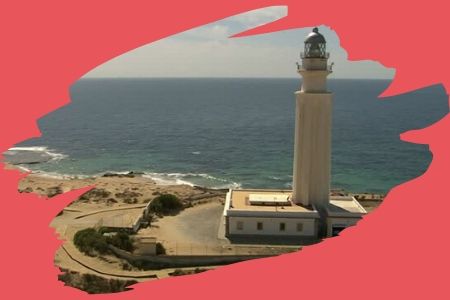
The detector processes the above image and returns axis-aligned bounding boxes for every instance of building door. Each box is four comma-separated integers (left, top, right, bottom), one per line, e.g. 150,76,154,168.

331,225,347,237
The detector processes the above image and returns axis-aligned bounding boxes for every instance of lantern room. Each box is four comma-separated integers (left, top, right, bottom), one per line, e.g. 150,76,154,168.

301,27,328,59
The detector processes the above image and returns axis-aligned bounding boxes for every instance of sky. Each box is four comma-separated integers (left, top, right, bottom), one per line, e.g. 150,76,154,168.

83,6,394,79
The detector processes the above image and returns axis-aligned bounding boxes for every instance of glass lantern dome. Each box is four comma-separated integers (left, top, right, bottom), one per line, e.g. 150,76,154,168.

301,27,328,59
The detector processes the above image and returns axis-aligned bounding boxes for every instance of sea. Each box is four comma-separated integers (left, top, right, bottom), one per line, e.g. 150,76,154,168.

3,78,448,194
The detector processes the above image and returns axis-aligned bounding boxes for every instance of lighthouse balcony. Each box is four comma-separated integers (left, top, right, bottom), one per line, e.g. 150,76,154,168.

300,52,330,59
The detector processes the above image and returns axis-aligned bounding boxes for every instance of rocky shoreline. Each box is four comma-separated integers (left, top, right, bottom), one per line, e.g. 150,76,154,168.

10,166,383,213
7,167,383,294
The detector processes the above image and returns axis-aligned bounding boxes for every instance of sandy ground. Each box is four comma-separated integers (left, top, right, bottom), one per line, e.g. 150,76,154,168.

141,201,224,244
9,166,382,290
10,169,231,278
17,172,224,204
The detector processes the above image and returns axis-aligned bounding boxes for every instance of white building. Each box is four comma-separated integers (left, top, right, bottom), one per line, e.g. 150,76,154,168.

224,189,319,237
223,28,366,240
99,213,143,233
326,196,367,237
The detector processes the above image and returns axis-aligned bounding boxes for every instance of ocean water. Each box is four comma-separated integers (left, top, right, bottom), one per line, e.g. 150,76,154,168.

4,78,448,193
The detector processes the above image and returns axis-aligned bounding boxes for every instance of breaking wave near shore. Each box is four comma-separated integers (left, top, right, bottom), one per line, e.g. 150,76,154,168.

3,147,242,189
3,146,67,164
142,172,241,189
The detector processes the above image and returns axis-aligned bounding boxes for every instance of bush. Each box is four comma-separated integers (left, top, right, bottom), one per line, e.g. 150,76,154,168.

148,194,183,215
58,270,137,294
47,186,63,197
74,228,136,255
105,232,134,252
79,188,111,202
73,228,109,256
156,242,166,255
170,268,207,276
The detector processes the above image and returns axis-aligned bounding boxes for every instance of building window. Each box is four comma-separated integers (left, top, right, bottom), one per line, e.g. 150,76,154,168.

279,223,286,231
297,223,303,232
257,222,263,230
237,221,244,230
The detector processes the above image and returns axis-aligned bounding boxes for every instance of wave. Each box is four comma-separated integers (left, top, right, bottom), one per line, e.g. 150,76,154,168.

142,172,241,189
4,146,68,164
283,182,293,188
6,155,241,189
8,146,49,152
31,170,91,180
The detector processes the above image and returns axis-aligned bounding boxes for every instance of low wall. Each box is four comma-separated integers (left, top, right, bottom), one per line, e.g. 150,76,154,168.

110,246,272,270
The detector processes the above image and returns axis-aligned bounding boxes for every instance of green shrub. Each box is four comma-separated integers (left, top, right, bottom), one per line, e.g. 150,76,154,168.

106,232,134,252
73,228,109,256
79,188,111,201
156,242,166,255
148,194,183,215
74,228,137,255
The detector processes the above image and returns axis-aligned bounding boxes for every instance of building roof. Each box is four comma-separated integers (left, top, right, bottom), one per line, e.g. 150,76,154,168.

225,189,319,218
327,196,367,217
137,236,157,244
248,193,291,205
100,213,140,228
225,189,366,219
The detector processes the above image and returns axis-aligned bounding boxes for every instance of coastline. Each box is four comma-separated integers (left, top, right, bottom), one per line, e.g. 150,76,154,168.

4,163,384,209
4,163,382,292
10,166,228,207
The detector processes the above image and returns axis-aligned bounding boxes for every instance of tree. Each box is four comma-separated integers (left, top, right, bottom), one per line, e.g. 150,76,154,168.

156,242,166,255
105,232,134,252
148,194,183,215
73,228,109,256
74,228,136,255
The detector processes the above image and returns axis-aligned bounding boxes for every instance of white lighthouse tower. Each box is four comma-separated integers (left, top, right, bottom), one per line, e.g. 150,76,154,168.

292,27,333,213
223,27,366,240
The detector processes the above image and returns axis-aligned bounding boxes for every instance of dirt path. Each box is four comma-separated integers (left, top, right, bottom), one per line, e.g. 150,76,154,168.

138,200,228,254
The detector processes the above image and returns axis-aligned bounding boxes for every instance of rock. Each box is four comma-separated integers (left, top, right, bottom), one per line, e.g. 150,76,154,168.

46,186,63,197
19,187,33,193
101,171,143,178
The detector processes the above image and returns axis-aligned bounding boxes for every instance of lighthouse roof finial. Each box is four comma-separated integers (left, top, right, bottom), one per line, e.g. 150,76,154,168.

305,27,326,44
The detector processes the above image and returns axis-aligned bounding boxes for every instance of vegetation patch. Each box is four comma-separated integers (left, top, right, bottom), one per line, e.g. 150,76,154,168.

106,232,134,252
115,189,142,204
73,228,109,256
58,269,137,294
147,193,183,215
79,188,111,202
73,228,134,256
46,186,63,197
156,242,166,255
169,268,208,277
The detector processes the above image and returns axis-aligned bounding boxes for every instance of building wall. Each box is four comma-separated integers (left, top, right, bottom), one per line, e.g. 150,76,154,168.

228,216,317,236
134,242,157,256
111,246,270,269
326,217,361,237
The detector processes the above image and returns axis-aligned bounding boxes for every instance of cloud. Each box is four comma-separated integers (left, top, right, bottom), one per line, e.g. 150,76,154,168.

176,6,287,41
232,6,287,27
83,6,393,79
84,35,299,78
181,24,231,40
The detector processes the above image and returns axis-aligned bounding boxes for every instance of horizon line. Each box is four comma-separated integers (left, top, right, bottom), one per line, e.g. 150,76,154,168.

80,76,392,80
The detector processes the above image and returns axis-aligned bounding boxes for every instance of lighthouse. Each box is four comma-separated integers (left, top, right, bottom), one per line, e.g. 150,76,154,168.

292,27,333,213
223,27,366,240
